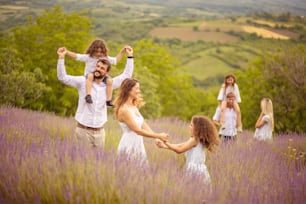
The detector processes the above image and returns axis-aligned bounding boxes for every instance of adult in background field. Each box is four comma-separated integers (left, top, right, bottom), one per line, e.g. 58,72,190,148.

114,78,169,162
56,46,134,147
254,98,274,141
216,74,242,132
213,92,237,142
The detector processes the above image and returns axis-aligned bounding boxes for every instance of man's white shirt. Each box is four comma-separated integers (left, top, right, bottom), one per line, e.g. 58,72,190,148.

57,58,133,128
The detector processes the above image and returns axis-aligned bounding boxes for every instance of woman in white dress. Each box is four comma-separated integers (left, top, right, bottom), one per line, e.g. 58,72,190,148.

254,98,274,141
114,78,168,162
156,115,220,184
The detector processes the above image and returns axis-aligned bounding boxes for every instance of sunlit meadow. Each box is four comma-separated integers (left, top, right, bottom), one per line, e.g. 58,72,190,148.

0,106,305,204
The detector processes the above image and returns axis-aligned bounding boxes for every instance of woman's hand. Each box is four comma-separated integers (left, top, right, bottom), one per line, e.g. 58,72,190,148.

158,133,169,142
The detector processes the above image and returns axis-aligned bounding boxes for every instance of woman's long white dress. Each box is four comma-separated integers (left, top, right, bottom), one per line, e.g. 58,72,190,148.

117,110,147,162
254,115,273,141
185,141,211,184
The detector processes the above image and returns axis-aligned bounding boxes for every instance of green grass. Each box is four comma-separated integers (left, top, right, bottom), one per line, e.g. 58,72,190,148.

182,55,235,81
178,42,262,82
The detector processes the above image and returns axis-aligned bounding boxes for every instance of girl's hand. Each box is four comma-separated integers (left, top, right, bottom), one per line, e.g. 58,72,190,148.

57,47,67,58
125,46,133,56
155,139,167,148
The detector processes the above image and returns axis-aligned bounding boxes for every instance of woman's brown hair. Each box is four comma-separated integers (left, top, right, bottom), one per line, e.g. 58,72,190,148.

113,78,144,118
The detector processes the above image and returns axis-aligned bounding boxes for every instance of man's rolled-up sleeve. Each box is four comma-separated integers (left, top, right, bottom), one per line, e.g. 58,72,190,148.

112,58,134,89
57,59,83,88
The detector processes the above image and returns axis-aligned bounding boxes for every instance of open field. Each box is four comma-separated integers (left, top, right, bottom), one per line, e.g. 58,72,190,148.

149,16,303,88
149,27,239,42
150,18,297,42
0,1,305,92
1,106,305,203
243,26,290,39
0,5,28,10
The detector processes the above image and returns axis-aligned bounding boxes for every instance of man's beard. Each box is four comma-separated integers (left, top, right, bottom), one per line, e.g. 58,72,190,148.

93,70,103,79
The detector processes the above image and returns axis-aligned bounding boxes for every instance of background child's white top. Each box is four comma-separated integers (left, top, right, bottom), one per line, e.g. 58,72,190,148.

217,84,241,102
76,54,117,75
254,115,273,140
214,107,237,137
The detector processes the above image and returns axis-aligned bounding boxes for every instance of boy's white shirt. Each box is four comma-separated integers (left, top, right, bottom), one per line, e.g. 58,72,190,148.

213,106,237,136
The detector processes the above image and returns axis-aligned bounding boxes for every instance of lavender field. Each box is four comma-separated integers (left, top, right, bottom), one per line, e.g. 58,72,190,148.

0,106,305,204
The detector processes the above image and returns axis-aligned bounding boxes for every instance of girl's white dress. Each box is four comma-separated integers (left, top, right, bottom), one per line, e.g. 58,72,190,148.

217,84,241,102
117,110,147,162
254,115,273,140
185,140,211,184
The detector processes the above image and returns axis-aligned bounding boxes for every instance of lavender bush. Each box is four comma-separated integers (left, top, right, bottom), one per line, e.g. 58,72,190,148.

0,106,305,204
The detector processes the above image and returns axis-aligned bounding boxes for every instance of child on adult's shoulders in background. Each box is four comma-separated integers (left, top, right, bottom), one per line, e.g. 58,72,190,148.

254,98,274,141
156,115,220,184
216,74,242,132
65,39,128,107
213,92,238,142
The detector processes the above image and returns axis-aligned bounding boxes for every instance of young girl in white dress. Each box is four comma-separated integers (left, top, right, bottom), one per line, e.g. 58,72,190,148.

254,98,274,141
217,74,243,132
156,115,220,184
114,78,168,162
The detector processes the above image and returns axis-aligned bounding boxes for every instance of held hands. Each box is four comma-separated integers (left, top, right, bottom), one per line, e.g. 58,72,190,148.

159,132,169,142
155,139,167,148
57,47,67,59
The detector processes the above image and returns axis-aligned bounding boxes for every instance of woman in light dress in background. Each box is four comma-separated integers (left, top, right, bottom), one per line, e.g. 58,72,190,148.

156,115,220,184
114,78,168,162
254,98,274,141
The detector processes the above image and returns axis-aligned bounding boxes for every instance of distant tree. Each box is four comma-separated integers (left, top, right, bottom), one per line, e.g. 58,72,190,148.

237,45,306,133
0,47,50,109
2,6,95,115
277,12,291,22
127,39,205,120
230,17,236,22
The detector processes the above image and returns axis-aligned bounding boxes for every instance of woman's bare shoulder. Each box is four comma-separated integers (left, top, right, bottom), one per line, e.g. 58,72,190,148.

117,105,131,121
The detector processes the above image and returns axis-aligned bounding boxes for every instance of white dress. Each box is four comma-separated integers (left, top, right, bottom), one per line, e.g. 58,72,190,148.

117,110,147,162
254,115,273,141
185,140,211,184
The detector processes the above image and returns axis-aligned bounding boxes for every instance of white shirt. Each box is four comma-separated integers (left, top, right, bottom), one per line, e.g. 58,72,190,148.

213,106,237,137
76,54,117,75
57,58,133,128
254,115,273,140
217,84,241,103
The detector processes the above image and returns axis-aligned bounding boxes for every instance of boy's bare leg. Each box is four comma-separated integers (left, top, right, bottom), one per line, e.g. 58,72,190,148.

106,78,113,107
85,74,94,103
234,101,242,132
220,101,226,129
